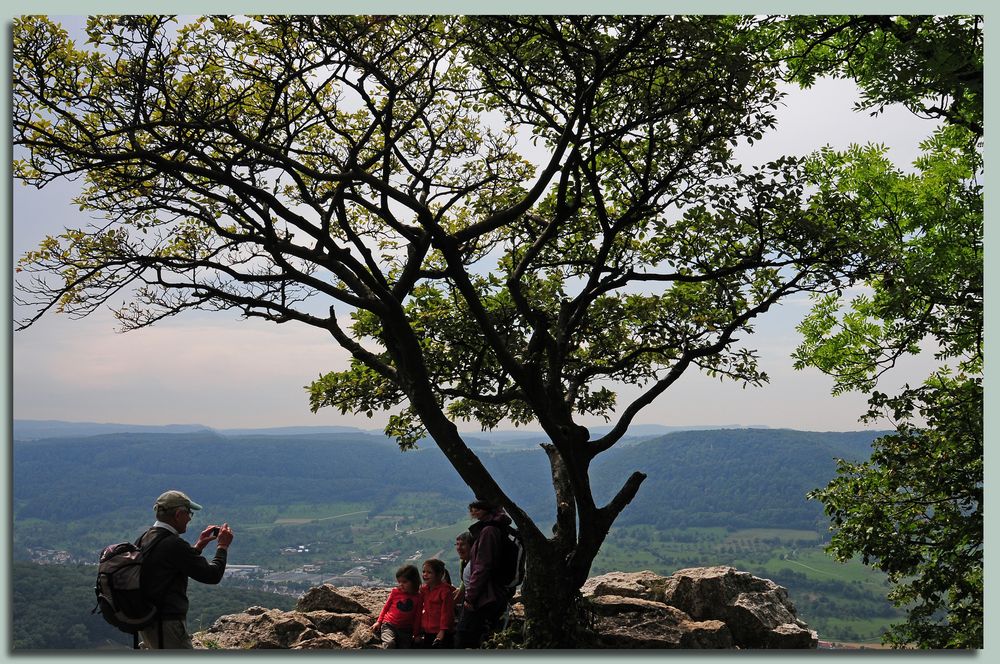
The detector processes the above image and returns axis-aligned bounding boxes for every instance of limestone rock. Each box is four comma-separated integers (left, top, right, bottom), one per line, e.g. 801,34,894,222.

193,603,376,650
295,584,372,614
659,566,818,648
292,629,366,650
588,594,732,648
581,570,669,600
300,609,372,637
193,608,313,649
193,568,817,650
767,622,819,649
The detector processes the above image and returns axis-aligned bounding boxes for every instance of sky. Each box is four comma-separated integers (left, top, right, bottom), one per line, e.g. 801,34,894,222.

10,22,944,433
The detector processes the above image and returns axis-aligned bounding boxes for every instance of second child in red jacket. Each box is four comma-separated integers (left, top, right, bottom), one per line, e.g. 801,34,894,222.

415,558,455,648
373,565,422,649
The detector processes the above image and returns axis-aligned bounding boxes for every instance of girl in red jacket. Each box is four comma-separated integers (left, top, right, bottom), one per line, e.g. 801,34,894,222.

373,565,422,648
414,558,456,648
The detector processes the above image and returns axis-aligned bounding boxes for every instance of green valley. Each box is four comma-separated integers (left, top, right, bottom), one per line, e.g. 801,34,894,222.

12,425,902,647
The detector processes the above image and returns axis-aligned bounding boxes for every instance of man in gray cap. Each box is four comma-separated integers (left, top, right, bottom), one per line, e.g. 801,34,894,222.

136,490,234,649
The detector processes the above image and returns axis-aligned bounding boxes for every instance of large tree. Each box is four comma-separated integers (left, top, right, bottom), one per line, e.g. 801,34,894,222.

16,15,874,646
775,15,983,648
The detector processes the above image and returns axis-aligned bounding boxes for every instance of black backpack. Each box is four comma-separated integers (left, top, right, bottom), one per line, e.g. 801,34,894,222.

92,530,170,646
494,523,526,599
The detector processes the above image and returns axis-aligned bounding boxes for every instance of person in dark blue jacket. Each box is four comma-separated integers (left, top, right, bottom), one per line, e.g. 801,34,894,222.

137,490,233,649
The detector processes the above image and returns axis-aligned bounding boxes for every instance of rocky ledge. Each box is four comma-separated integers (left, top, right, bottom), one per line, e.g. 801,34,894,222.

193,566,818,650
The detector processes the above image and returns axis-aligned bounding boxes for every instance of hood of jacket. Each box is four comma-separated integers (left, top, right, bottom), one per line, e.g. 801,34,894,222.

469,510,512,538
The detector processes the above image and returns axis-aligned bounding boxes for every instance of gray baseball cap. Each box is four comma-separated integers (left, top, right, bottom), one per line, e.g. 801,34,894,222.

154,490,203,512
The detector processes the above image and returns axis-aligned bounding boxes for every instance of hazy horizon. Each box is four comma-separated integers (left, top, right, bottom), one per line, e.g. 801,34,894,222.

12,415,890,436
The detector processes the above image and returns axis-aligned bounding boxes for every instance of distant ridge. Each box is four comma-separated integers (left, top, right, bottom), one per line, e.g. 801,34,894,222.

588,423,771,436
12,419,212,440
13,419,778,443
11,419,381,440
216,425,377,436
457,423,772,447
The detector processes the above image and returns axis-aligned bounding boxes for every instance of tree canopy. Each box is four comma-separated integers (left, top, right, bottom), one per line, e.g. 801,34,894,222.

776,15,983,649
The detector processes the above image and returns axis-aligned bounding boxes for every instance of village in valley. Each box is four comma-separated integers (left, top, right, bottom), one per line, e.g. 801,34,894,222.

223,545,439,595
26,503,461,597
200,507,461,595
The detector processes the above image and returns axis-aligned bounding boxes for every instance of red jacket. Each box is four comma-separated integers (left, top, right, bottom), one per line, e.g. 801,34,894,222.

377,588,422,634
419,582,456,634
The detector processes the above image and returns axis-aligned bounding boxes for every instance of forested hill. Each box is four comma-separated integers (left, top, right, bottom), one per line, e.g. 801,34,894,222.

591,428,877,530
13,430,468,521
13,427,880,533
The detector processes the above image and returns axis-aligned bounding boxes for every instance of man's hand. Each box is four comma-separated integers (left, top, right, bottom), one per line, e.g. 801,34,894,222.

216,523,234,549
194,525,219,551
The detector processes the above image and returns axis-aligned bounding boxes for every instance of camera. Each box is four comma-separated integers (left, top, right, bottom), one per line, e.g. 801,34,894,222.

208,526,220,537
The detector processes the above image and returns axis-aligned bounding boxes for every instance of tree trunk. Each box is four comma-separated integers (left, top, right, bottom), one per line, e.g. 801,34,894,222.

516,539,597,649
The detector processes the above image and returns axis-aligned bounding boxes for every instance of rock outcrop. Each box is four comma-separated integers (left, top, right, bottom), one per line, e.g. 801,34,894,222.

581,567,818,649
194,585,392,650
193,566,817,650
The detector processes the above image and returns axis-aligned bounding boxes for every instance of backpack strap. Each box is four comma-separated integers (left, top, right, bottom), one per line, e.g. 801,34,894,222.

135,528,172,551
